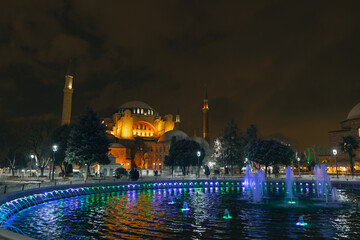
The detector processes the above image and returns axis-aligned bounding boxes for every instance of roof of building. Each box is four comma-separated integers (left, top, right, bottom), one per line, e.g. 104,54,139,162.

158,130,189,143
347,102,360,120
120,101,153,110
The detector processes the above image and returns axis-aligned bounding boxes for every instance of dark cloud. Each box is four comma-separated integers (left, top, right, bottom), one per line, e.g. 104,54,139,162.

1,0,360,149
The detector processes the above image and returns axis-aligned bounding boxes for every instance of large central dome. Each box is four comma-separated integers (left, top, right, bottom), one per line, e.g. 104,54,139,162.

347,103,360,120
120,101,153,110
119,100,158,116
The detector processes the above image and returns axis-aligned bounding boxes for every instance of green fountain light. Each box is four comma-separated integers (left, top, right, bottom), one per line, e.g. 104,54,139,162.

223,209,232,219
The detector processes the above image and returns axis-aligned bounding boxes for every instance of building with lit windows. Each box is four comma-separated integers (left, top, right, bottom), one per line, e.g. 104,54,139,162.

99,95,210,176
319,102,360,173
99,100,184,176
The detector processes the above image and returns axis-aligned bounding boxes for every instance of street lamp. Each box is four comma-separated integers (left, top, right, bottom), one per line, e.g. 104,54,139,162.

297,157,301,177
30,154,34,177
52,145,58,181
333,149,338,179
197,151,201,178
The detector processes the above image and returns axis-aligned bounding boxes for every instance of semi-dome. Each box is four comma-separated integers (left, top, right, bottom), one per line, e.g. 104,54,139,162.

347,103,360,120
158,130,189,143
109,143,126,148
119,100,158,116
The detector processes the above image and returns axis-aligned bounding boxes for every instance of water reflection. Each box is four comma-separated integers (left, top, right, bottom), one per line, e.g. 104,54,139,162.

3,188,360,239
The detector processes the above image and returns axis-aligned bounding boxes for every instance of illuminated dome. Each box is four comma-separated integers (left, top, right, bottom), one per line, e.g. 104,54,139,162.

347,103,360,120
158,130,189,143
119,100,158,116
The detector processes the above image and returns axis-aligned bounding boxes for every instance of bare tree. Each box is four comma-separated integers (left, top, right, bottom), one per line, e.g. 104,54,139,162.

27,122,54,177
0,124,27,176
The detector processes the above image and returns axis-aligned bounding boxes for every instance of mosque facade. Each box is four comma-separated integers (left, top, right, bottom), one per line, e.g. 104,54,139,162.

100,98,210,176
60,66,210,176
319,103,360,173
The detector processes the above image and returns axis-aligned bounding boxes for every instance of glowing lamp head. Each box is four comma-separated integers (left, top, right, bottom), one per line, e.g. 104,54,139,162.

52,145,58,152
197,151,201,157
30,154,34,159
297,157,300,162
333,149,337,156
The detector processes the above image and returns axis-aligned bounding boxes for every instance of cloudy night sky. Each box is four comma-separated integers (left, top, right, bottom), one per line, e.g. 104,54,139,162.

1,1,360,150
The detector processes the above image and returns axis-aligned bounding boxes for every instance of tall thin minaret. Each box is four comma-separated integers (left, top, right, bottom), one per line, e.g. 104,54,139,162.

61,60,74,125
202,88,209,142
175,106,180,130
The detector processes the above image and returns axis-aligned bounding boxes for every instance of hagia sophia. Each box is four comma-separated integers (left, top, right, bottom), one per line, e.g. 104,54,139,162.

61,66,210,176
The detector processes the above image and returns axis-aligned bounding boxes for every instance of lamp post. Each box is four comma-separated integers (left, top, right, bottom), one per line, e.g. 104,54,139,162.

52,145,58,181
30,154,34,177
197,151,201,178
333,149,338,179
297,157,301,177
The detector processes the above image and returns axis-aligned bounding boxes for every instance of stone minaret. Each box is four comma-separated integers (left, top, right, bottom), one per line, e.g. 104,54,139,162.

202,88,209,142
61,61,74,125
175,106,180,130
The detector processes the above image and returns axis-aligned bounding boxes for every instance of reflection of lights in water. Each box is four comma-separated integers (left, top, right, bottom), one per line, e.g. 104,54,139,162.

296,222,308,226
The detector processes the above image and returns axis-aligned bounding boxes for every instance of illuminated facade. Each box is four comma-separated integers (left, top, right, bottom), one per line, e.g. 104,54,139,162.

109,101,174,139
319,102,360,173
104,101,178,173
101,92,210,176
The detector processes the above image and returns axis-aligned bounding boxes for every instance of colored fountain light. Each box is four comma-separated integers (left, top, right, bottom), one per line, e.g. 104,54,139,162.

296,216,308,226
223,209,232,219
181,202,190,211
285,166,295,204
168,197,175,204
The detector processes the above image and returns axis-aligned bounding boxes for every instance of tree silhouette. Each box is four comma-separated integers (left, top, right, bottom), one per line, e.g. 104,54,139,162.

339,135,359,177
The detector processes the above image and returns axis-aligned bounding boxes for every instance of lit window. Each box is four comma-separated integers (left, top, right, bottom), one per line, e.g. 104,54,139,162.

142,132,145,136
141,108,143,114
358,128,360,137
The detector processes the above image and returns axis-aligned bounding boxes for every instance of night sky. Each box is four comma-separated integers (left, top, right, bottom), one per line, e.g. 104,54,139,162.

1,1,360,150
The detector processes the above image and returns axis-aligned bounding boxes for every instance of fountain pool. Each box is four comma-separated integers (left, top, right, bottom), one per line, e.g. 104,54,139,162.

1,183,360,239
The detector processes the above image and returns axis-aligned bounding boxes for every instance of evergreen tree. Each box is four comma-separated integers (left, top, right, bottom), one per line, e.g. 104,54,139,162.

165,139,204,176
65,108,110,180
339,135,359,178
246,139,294,177
218,120,244,174
245,124,258,145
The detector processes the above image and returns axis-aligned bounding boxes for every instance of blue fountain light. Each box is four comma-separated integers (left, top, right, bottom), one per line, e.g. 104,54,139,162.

181,202,190,211
223,209,232,219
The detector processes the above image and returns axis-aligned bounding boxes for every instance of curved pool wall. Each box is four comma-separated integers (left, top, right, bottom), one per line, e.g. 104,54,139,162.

0,179,360,228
